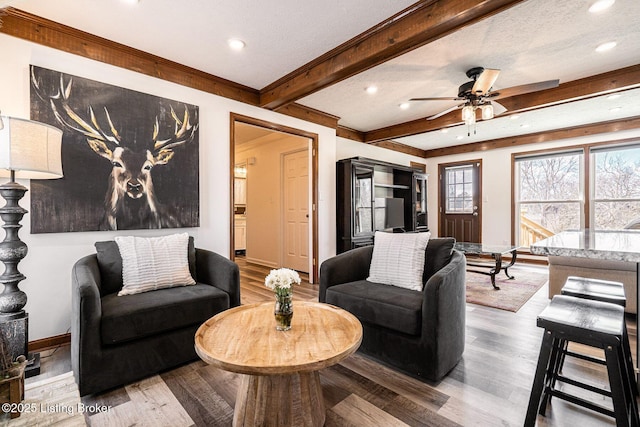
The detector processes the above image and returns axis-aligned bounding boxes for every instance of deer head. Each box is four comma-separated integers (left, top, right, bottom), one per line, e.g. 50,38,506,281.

31,67,198,229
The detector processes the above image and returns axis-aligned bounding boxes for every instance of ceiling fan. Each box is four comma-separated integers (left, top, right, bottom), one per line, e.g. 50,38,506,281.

410,67,559,125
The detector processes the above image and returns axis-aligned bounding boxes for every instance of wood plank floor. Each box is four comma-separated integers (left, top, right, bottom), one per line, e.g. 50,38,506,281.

30,257,637,426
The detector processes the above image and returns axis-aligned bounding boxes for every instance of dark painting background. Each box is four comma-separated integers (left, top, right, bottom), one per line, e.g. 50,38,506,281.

29,65,200,233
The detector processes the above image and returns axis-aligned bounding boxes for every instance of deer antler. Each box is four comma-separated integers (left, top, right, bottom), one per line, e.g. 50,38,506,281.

31,67,121,148
153,105,198,152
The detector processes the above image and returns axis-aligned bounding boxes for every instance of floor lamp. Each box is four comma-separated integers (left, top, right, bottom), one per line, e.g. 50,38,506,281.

0,115,63,377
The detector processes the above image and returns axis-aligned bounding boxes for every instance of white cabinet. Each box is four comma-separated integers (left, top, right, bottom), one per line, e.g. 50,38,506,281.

234,216,246,251
234,178,247,205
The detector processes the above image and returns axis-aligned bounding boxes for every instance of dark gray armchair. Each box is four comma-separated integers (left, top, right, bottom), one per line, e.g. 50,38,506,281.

71,239,240,396
319,237,466,382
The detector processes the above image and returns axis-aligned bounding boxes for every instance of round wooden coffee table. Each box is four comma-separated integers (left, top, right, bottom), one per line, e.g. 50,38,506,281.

195,301,362,427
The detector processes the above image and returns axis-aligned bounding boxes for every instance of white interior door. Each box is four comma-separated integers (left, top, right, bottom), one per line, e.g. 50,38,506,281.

283,149,309,273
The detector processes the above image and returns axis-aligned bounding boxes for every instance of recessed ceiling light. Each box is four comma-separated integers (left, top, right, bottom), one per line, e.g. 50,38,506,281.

607,94,621,100
365,86,378,95
399,102,410,110
510,114,520,120
609,107,622,113
589,0,615,13
520,124,530,128
596,41,617,52
121,0,140,4
228,38,246,51
456,135,464,140
440,128,449,134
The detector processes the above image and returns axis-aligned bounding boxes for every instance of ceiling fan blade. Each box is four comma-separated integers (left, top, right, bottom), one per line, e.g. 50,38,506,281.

488,79,560,100
427,103,465,120
472,68,500,95
492,101,508,116
409,97,462,101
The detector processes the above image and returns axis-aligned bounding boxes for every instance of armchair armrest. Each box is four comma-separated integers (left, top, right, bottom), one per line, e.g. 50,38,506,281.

319,246,374,302
71,254,103,386
195,248,241,307
421,250,466,377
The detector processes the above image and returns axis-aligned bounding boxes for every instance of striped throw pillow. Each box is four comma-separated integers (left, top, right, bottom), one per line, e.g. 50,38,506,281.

367,231,431,291
116,233,196,296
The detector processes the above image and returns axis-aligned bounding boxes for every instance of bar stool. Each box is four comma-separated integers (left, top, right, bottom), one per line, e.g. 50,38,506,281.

558,276,637,396
525,295,639,427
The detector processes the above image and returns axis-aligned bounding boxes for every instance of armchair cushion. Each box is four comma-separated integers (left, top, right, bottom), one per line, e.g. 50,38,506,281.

325,280,423,335
100,283,229,345
95,236,197,296
368,231,431,291
115,233,195,296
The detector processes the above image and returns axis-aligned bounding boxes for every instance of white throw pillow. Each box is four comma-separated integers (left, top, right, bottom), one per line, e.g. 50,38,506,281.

115,233,196,296
367,231,431,291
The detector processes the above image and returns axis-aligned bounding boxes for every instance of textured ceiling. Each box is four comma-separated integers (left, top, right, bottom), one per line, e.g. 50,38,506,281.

11,0,416,88
5,0,640,150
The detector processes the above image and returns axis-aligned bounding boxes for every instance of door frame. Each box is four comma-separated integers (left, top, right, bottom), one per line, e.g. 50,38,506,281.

438,159,483,242
230,113,319,282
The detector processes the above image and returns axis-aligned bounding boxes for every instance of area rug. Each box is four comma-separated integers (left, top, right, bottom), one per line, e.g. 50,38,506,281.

465,267,548,312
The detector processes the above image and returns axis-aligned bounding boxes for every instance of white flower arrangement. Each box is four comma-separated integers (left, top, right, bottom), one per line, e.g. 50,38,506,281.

265,268,301,297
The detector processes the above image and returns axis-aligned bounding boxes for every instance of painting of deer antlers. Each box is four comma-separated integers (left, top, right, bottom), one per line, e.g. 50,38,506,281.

29,65,200,233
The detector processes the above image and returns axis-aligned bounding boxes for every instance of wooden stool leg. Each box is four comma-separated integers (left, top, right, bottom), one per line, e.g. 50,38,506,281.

540,336,563,413
604,344,631,427
526,330,554,427
619,337,640,427
622,321,638,396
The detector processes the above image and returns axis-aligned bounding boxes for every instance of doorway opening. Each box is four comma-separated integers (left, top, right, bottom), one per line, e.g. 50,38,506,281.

230,113,319,282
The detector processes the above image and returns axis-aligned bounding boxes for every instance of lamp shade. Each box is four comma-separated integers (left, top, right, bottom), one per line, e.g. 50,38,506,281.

0,116,63,180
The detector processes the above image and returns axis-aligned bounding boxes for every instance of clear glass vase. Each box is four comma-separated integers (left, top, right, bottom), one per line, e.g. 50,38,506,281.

274,291,293,331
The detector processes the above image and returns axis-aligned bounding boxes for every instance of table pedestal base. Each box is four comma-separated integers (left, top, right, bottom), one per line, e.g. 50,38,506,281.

234,371,325,427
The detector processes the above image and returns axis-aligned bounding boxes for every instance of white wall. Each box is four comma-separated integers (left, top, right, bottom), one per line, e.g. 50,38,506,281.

424,128,640,245
0,34,338,340
337,137,426,167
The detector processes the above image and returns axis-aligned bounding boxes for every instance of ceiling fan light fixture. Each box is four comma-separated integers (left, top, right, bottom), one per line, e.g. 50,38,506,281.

589,0,615,13
461,105,475,124
481,103,494,120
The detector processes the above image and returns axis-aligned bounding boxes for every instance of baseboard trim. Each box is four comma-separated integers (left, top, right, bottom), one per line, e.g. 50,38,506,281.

29,333,71,352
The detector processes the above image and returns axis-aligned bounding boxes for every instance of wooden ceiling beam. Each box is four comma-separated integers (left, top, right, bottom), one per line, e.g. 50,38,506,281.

368,141,427,158
336,126,366,142
364,64,640,143
259,0,527,110
422,116,640,158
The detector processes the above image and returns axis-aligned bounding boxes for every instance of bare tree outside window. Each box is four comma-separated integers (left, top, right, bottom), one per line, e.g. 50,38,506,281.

593,148,640,229
516,144,640,247
517,153,582,245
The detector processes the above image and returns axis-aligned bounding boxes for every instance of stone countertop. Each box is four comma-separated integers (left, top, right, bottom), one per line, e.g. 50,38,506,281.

530,229,640,263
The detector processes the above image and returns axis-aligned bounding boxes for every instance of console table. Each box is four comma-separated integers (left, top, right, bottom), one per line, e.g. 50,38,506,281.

454,242,519,289
530,229,640,388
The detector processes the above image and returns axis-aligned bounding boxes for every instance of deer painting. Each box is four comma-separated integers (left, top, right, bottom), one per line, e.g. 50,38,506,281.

29,66,199,232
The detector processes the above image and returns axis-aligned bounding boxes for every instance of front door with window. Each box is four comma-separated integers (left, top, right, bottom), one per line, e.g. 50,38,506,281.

439,161,482,243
